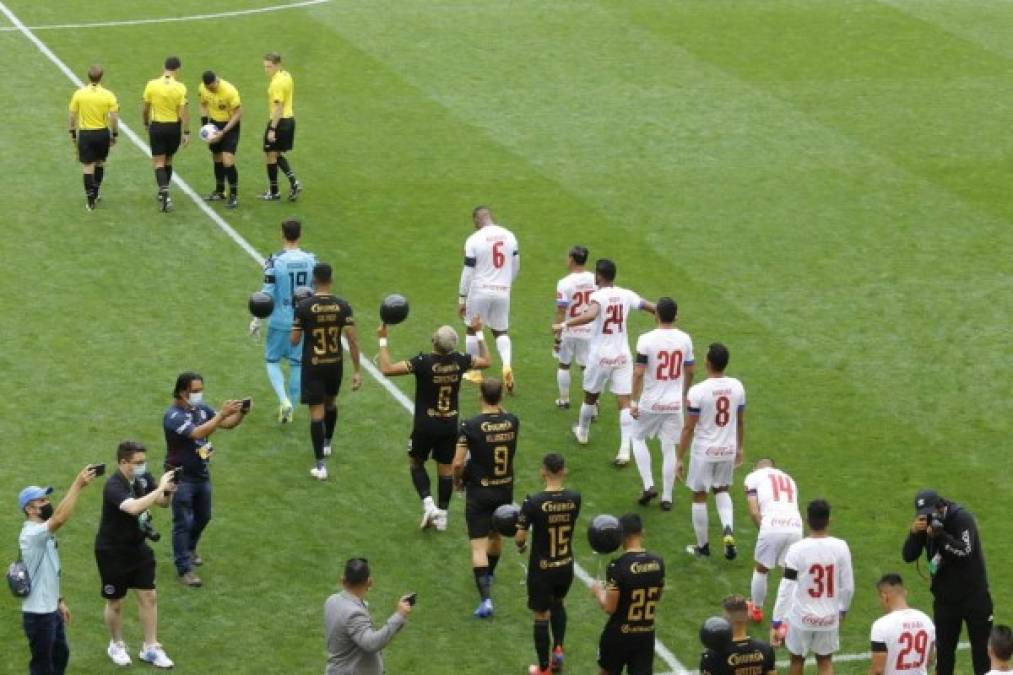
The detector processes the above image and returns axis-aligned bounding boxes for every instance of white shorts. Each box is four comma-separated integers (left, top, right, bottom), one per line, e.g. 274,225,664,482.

582,358,633,396
557,336,589,367
785,624,839,658
686,458,734,492
633,411,682,441
753,529,802,569
466,290,510,332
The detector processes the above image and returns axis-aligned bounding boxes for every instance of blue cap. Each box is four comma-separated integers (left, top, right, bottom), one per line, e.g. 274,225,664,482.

18,486,53,512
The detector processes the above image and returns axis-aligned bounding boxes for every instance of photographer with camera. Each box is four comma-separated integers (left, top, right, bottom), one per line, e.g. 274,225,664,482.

324,557,413,675
903,489,993,675
94,440,177,668
163,371,246,588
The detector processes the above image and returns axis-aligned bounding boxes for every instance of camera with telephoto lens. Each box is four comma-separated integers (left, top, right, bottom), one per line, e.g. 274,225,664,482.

138,511,161,542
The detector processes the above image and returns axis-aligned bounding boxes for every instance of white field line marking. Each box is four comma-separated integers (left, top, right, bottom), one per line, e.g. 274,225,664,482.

773,640,969,669
0,2,687,671
0,0,328,32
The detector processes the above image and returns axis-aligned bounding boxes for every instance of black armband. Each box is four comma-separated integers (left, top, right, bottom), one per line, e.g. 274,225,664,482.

200,116,209,126
69,129,77,139
783,567,798,581
870,641,888,653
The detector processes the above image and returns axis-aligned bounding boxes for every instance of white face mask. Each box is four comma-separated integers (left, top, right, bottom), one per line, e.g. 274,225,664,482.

189,391,204,406
133,463,148,479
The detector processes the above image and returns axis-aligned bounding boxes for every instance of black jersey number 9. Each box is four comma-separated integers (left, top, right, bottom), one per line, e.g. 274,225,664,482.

493,445,509,476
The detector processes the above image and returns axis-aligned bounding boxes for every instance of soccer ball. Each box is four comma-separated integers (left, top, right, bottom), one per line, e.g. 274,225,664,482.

248,292,274,319
199,123,219,142
587,514,622,554
491,504,520,537
379,294,410,325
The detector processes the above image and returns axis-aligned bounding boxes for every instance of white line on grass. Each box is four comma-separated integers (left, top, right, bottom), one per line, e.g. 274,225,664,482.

0,0,328,32
0,2,688,671
774,641,969,669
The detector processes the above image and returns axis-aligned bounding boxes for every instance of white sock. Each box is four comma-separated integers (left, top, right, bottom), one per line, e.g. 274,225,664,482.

465,335,479,358
556,368,571,400
660,439,676,502
715,491,733,531
495,335,512,367
578,403,595,432
692,502,708,547
618,408,634,455
632,439,653,490
423,495,435,510
751,570,768,608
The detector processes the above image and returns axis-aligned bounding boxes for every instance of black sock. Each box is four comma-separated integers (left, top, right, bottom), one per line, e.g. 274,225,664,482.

225,165,238,197
410,465,431,500
94,165,104,189
155,167,168,191
324,406,337,442
534,619,551,669
213,161,225,193
165,165,173,183
550,601,567,648
310,419,325,462
488,554,500,577
277,155,296,186
267,163,279,194
83,174,96,200
473,566,491,601
437,475,454,510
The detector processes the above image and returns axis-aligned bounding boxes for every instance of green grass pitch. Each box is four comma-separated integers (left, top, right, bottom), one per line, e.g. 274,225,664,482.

1,1,1010,673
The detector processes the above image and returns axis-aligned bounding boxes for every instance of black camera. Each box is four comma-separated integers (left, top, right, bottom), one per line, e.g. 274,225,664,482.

138,511,161,542
929,514,945,531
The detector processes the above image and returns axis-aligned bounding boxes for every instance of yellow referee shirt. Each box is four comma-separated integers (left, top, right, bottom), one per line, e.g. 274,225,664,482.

143,75,187,123
267,70,294,118
69,83,119,130
198,79,241,123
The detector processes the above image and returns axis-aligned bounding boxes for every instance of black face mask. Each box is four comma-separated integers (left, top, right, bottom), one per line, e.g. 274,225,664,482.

38,503,54,520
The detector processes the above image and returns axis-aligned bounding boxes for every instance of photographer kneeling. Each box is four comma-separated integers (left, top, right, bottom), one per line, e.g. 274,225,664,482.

94,441,178,669
902,489,993,675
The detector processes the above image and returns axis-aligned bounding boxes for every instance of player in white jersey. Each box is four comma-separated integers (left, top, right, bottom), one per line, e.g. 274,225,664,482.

986,625,1012,675
743,458,804,623
678,342,746,560
869,574,936,675
552,258,655,465
458,206,520,392
771,499,854,675
553,245,596,408
629,297,693,510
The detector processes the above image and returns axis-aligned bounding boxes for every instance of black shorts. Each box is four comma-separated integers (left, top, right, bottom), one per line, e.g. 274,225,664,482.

408,426,456,465
301,363,342,406
598,628,655,675
527,565,574,612
149,121,181,157
208,120,240,154
465,486,513,539
78,129,110,164
263,117,295,152
95,545,156,600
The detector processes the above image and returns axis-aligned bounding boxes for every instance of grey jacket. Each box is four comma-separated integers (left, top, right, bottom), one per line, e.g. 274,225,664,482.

324,590,406,675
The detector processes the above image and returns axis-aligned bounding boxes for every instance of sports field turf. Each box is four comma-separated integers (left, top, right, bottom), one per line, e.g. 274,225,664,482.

1,1,1011,673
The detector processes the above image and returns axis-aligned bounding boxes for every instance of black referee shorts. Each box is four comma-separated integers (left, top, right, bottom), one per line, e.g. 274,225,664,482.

208,120,240,155
263,117,295,152
149,121,181,157
301,362,342,406
77,129,110,164
95,545,156,600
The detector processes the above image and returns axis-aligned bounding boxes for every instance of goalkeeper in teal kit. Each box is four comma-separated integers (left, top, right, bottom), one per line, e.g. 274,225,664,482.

250,219,316,423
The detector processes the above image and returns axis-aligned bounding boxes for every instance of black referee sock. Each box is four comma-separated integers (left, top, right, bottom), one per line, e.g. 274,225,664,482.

324,406,337,442
549,601,567,648
165,165,173,183
310,419,326,461
534,619,551,670
83,174,96,200
225,165,239,197
277,155,297,186
487,553,500,577
473,566,491,601
437,475,454,510
267,163,279,195
94,165,104,190
213,161,225,194
410,465,431,500
155,167,168,192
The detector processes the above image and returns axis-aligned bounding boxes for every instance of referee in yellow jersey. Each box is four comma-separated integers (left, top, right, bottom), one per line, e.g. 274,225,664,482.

261,52,302,201
68,65,119,211
142,56,190,213
198,70,242,209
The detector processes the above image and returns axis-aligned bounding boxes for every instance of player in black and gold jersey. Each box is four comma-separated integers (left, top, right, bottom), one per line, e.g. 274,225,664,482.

291,263,361,481
453,378,518,619
261,52,301,201
68,64,119,211
699,595,777,675
198,70,242,208
142,56,189,212
516,453,582,675
593,513,666,675
378,319,490,531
